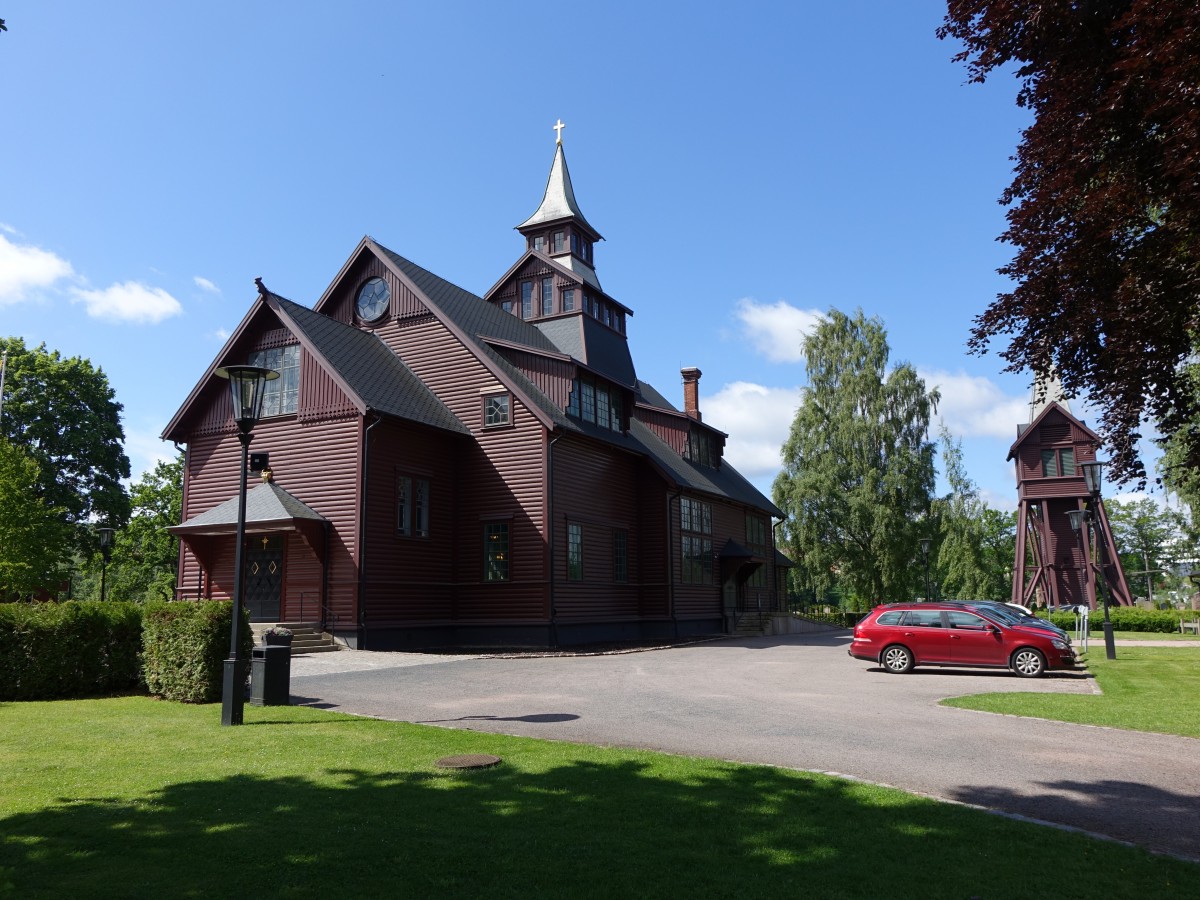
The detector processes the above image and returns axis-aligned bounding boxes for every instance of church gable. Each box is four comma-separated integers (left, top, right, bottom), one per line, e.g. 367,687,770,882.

314,240,433,328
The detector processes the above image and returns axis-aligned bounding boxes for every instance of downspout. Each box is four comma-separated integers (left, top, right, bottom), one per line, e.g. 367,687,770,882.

357,414,382,649
668,488,681,639
547,433,562,648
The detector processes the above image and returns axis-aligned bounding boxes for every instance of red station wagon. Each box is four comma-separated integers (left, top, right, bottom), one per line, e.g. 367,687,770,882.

848,602,1076,677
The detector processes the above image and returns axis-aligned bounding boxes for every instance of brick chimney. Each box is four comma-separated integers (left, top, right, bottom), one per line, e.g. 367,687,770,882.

681,367,702,421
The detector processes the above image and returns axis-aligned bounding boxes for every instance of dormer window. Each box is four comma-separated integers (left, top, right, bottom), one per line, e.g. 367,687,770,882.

533,235,545,253
541,277,554,316
684,427,720,467
563,289,575,311
553,231,565,253
566,375,624,432
571,234,579,254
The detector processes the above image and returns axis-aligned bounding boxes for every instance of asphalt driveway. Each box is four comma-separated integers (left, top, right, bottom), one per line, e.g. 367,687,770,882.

289,631,1200,862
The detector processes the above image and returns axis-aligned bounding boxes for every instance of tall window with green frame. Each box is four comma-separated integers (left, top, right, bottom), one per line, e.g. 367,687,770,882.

680,497,713,584
567,522,584,581
483,523,509,581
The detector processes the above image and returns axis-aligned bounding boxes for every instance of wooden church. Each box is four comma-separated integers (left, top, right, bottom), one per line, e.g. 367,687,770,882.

1008,381,1132,610
163,130,790,649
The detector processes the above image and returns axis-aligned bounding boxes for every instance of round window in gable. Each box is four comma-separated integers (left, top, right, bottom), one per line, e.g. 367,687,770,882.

355,277,391,322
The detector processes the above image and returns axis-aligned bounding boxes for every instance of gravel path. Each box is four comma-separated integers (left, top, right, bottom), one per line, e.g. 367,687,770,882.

289,631,1200,861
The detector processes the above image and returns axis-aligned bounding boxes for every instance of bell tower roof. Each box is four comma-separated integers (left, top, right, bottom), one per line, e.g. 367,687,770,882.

517,125,602,241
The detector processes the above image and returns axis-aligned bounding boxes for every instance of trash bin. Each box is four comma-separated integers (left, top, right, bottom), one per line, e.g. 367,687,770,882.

250,644,291,707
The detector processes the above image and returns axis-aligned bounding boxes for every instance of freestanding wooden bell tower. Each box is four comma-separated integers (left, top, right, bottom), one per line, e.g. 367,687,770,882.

1008,388,1132,610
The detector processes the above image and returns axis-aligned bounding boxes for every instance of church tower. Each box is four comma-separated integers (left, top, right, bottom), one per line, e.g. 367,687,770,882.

483,121,636,389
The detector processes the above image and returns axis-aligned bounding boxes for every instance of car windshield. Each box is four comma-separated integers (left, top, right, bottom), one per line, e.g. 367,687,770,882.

967,604,1030,626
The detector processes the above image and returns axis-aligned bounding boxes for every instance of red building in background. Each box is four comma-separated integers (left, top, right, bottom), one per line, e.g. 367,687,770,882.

1008,384,1132,610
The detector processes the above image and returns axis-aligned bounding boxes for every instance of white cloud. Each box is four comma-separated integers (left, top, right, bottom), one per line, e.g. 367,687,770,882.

70,281,183,324
920,368,1028,440
194,275,220,293
0,233,74,304
733,299,824,363
0,223,19,235
703,381,803,478
213,327,230,341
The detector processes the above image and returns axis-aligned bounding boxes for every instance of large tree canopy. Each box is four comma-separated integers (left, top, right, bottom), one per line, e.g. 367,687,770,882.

0,337,131,546
0,438,73,598
939,2,1200,486
773,309,939,604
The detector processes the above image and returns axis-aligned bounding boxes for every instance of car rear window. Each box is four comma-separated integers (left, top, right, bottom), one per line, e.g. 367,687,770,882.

876,611,903,625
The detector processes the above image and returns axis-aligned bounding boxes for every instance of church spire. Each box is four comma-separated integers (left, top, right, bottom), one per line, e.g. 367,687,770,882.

517,122,602,241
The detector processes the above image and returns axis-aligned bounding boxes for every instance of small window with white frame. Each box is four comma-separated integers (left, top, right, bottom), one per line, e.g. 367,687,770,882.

483,392,511,428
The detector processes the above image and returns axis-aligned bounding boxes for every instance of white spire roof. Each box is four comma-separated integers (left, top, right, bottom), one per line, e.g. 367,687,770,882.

1029,367,1071,423
518,142,601,239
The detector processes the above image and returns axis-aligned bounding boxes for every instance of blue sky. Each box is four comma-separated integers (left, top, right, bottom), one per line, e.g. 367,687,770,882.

0,2,1152,507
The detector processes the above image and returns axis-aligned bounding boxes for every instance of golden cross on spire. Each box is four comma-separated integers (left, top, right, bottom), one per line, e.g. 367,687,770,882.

553,118,565,144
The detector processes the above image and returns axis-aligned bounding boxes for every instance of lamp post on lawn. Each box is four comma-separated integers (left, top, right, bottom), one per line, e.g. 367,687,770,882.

1080,460,1116,660
215,364,278,727
97,526,115,603
918,538,932,602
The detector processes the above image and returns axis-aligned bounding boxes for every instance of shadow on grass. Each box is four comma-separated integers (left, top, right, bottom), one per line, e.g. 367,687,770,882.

2,756,1195,899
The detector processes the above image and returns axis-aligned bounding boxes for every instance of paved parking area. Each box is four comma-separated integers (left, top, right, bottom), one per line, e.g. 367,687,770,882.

290,631,1200,861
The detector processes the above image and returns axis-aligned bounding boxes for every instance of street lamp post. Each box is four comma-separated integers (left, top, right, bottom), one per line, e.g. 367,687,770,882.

97,526,115,603
216,364,279,727
918,538,932,602
1080,460,1116,660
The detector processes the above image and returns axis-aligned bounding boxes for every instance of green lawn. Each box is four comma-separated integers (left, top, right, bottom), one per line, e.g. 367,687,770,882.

1,698,1196,898
944,646,1200,737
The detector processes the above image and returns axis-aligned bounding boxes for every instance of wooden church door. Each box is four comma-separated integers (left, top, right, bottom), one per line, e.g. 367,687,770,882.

244,535,284,621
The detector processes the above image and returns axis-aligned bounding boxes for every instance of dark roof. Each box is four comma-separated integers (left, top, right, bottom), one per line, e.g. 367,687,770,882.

628,419,783,517
636,379,679,411
270,294,470,436
171,481,327,533
372,239,778,517
531,316,637,388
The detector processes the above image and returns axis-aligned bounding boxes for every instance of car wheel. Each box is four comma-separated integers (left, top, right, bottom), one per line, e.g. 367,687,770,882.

1011,647,1046,678
882,645,913,674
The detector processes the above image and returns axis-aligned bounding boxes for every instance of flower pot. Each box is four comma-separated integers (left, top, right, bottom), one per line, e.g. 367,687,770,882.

264,634,293,647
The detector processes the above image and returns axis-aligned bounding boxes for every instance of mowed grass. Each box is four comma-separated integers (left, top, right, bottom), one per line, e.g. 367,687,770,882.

1,699,1197,899
944,646,1200,738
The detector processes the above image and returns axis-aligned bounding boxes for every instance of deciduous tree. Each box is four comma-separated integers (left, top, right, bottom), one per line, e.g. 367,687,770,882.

939,2,1200,486
0,337,131,549
0,438,73,598
773,309,939,604
1106,496,1184,601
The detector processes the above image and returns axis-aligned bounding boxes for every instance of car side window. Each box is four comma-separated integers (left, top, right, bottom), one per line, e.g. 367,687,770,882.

876,611,903,625
907,609,944,628
946,611,989,630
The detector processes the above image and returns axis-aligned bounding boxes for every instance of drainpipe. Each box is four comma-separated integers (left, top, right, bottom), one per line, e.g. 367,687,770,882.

357,415,382,649
547,433,562,648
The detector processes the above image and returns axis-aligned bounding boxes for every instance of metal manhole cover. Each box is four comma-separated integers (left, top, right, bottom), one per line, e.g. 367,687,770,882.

435,754,502,770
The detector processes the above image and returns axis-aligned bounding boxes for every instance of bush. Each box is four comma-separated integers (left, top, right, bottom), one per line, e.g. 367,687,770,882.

795,610,868,629
0,601,143,700
1042,607,1194,633
142,601,253,702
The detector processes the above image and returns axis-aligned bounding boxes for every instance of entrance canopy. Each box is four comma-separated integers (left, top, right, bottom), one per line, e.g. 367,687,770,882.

170,481,328,564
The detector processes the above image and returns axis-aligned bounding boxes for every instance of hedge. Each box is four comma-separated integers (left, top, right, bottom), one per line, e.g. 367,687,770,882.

1042,607,1199,634
142,600,253,702
0,601,143,700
